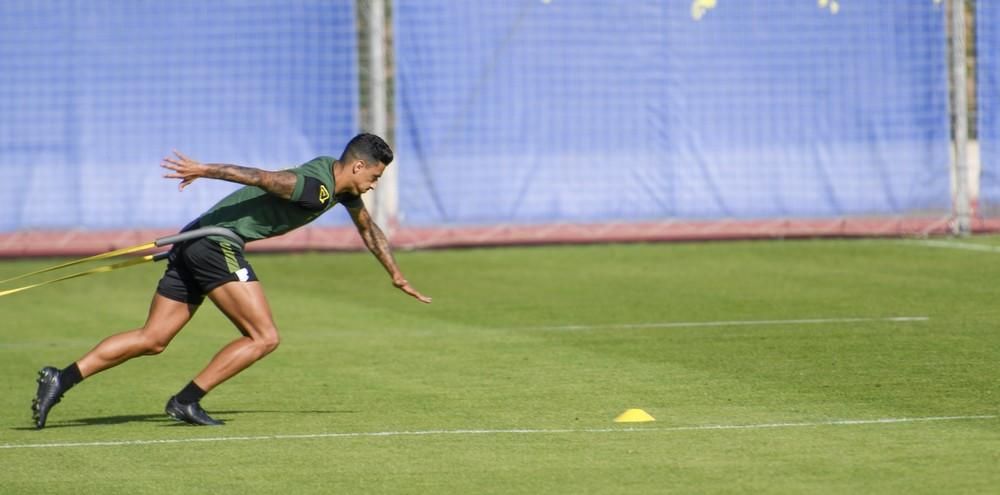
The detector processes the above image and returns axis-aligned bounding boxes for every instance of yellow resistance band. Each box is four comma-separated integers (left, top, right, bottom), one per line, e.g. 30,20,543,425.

0,241,156,286
0,227,243,298
0,254,156,298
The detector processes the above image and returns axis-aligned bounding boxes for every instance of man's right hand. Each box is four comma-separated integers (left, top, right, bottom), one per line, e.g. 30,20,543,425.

161,151,208,191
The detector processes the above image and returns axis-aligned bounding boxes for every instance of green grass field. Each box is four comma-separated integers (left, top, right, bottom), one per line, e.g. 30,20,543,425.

1,238,998,494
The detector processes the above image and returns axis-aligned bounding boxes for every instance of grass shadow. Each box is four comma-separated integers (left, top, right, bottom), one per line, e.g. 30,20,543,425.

11,409,358,430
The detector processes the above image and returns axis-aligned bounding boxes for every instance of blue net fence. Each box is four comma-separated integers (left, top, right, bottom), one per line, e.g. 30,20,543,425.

0,1,988,252
394,0,951,227
0,1,358,232
979,0,1000,214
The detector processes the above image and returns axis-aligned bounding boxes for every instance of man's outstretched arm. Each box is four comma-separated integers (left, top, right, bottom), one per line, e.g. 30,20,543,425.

161,151,297,199
348,204,432,304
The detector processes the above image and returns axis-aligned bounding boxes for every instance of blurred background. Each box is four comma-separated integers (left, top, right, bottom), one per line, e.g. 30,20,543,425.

0,0,993,254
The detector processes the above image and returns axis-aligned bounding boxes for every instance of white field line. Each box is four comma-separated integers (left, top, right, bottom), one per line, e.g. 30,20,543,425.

526,316,929,332
1,415,994,450
903,239,1000,253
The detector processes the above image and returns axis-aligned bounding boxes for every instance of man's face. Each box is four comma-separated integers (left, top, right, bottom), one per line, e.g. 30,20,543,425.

354,161,387,195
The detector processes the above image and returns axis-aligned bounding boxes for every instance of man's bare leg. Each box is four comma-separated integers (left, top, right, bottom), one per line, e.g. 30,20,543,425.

77,294,199,376
33,293,197,429
196,281,279,390
165,281,279,426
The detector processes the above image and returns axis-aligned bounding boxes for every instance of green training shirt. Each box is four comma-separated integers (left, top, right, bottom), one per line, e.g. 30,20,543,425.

192,156,363,242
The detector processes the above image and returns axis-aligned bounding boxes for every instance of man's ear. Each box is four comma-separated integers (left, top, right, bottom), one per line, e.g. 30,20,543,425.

352,160,367,173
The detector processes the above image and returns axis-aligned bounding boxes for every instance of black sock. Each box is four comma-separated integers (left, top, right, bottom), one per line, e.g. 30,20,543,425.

58,363,83,391
175,381,207,405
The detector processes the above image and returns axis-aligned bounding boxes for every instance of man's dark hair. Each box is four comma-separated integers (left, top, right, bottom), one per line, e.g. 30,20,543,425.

341,133,393,166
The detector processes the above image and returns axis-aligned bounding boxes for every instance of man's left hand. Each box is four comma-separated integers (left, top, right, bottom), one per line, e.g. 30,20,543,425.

394,278,432,304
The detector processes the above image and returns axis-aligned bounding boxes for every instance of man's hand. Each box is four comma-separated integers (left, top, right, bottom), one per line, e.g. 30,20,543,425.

349,205,432,304
161,151,207,191
160,151,297,198
394,277,432,304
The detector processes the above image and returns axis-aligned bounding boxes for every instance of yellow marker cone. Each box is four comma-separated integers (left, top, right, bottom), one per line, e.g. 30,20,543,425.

614,409,655,423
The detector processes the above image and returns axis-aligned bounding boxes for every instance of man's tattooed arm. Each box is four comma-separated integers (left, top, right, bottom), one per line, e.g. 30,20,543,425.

161,150,296,199
199,164,297,200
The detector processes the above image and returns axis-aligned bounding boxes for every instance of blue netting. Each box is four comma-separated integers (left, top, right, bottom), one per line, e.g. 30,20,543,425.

0,1,358,231
394,0,950,226
979,1,1000,210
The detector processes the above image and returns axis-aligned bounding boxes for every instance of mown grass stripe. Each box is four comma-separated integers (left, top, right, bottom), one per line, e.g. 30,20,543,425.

528,316,929,331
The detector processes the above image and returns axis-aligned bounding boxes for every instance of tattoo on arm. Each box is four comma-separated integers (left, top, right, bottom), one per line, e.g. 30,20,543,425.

353,207,402,280
204,164,297,200
367,223,398,271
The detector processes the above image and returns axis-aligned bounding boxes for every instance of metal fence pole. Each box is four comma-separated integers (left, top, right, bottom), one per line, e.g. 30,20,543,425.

360,0,397,234
951,0,971,235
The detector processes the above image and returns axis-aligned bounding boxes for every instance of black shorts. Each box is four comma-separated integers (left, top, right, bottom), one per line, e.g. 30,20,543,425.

156,236,258,306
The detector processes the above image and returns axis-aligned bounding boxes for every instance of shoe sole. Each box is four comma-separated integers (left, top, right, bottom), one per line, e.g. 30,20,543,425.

165,411,223,426
165,402,223,426
165,409,185,423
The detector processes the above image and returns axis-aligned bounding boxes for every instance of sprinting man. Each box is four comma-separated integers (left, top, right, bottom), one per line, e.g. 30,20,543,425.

32,133,431,428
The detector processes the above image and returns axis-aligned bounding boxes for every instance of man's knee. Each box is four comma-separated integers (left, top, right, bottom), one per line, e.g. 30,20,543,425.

260,332,280,354
140,332,171,355
252,325,280,355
